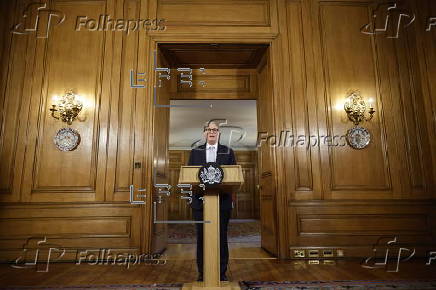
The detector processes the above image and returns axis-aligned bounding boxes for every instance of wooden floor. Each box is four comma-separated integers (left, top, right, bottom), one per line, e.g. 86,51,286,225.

1,243,435,287
166,242,273,260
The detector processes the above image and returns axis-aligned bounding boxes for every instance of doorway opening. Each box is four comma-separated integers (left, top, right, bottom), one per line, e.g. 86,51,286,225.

168,99,260,241
152,43,278,260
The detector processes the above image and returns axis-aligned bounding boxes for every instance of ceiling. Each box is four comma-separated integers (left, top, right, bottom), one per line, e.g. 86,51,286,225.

169,100,258,150
159,43,269,69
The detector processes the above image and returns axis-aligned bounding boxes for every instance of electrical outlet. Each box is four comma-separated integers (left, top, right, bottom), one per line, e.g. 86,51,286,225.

293,249,305,258
323,260,336,265
308,249,319,257
323,249,334,257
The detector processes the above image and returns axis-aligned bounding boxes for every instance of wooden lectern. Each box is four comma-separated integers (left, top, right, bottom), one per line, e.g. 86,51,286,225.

179,165,243,290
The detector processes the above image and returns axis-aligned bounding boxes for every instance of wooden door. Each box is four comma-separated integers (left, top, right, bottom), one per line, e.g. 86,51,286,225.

256,50,278,256
151,48,171,253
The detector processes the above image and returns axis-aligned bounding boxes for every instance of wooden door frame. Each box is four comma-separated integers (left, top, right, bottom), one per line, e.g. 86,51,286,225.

143,36,289,259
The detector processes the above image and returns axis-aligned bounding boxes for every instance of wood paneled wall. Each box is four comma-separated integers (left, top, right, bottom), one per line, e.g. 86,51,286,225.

0,0,434,261
0,0,150,260
281,0,436,258
151,0,278,36
411,0,436,192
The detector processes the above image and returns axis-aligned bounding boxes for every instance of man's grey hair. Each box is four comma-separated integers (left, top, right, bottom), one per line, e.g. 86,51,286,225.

203,120,220,131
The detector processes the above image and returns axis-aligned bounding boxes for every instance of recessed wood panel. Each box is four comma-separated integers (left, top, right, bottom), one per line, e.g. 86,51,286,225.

20,1,108,202
0,0,29,201
150,0,278,36
0,203,141,260
178,75,249,93
171,69,257,99
157,0,270,26
0,217,130,238
286,1,314,193
407,0,436,196
106,0,141,202
288,201,436,253
318,3,391,193
419,1,436,195
299,215,428,235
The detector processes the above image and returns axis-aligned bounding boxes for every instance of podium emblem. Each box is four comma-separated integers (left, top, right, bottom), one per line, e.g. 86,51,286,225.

198,163,224,185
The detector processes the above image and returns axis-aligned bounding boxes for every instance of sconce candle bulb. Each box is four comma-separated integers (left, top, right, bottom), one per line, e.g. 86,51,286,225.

343,91,376,126
50,90,83,125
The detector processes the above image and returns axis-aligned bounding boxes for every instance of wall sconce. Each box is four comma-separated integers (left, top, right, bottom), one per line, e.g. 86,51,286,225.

50,90,83,125
343,91,375,126
343,91,376,150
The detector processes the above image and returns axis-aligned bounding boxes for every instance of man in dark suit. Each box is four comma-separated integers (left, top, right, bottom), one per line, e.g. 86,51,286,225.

188,120,236,282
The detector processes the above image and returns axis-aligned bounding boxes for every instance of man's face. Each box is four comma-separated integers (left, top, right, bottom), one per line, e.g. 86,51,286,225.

205,123,219,145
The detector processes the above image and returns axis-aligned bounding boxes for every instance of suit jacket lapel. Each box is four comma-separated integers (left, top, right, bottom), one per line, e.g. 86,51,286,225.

201,143,207,164
216,144,224,165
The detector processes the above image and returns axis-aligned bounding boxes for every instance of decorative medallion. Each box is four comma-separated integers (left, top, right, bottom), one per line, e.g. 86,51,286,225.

346,126,371,149
54,127,81,151
198,162,224,185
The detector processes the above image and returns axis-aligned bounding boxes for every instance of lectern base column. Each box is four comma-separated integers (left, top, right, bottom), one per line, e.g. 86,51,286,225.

184,189,240,289
178,164,244,289
203,189,220,287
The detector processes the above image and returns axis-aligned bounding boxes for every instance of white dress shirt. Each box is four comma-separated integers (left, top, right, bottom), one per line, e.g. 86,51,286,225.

206,143,217,163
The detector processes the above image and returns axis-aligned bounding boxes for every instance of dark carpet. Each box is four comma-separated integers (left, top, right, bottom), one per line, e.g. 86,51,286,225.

4,284,183,290
239,279,436,289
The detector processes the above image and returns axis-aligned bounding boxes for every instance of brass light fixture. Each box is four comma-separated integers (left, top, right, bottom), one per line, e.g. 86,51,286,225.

343,90,376,150
50,90,83,125
343,91,375,126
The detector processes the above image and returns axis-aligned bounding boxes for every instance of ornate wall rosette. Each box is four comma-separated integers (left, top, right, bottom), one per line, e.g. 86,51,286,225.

53,127,81,151
346,126,371,149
